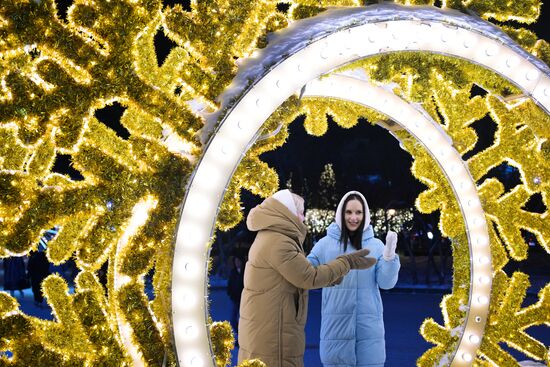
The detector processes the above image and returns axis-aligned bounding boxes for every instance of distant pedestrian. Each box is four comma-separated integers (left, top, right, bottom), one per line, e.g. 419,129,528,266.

27,250,50,306
308,191,400,367
227,255,245,334
3,256,28,297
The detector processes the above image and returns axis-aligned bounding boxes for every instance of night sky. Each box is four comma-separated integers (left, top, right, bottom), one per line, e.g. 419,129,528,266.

260,117,423,210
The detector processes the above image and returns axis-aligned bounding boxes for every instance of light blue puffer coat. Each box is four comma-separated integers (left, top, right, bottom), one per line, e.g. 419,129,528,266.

307,223,400,367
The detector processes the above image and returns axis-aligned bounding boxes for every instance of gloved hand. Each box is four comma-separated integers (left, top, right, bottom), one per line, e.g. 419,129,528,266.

338,248,377,270
383,231,398,261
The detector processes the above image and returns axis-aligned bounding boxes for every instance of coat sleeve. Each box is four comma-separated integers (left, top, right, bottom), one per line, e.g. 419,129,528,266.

374,240,400,289
270,239,349,290
306,240,324,267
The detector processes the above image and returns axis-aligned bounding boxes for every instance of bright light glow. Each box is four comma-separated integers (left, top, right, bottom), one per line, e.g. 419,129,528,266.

190,357,204,367
172,287,198,310
475,235,488,246
477,295,489,305
171,6,550,366
469,334,481,344
478,276,490,285
478,256,490,265
462,352,473,362
114,196,158,367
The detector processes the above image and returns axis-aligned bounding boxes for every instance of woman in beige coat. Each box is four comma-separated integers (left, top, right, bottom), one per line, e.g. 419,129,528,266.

238,189,376,367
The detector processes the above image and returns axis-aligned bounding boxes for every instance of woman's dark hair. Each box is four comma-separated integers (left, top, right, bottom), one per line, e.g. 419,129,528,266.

339,194,366,252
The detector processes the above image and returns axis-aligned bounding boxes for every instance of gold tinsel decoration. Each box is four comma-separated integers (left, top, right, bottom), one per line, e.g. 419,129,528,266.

0,0,548,366
210,321,235,367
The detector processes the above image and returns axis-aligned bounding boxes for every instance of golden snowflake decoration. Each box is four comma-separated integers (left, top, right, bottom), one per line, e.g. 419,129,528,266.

0,0,548,366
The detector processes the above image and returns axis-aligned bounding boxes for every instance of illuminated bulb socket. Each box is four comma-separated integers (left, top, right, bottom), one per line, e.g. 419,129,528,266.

485,45,497,56
181,291,196,305
426,133,435,143
505,57,519,68
459,181,471,190
478,256,490,265
469,334,480,344
439,148,450,158
477,295,489,305
190,356,204,367
184,261,198,274
462,352,473,362
478,275,490,285
463,38,474,48
185,325,198,338
475,236,488,246
470,216,483,227
449,163,461,173
525,70,539,81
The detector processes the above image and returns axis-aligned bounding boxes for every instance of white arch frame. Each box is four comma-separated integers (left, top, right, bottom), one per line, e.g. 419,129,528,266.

170,4,550,367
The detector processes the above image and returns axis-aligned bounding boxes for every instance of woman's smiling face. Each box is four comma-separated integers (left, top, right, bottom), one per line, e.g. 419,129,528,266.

344,199,364,233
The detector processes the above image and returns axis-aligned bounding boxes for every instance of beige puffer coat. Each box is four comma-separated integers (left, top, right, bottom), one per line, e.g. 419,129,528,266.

238,197,351,367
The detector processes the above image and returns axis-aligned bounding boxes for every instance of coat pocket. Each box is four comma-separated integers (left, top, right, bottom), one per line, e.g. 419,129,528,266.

294,291,307,323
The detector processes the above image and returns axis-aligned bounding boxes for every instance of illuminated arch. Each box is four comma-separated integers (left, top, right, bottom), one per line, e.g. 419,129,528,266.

170,4,550,367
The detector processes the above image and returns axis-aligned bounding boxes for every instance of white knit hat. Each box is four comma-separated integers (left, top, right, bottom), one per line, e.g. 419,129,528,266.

271,189,298,217
335,190,371,231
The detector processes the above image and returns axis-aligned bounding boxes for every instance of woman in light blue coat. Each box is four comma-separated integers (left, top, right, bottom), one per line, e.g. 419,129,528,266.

307,191,400,367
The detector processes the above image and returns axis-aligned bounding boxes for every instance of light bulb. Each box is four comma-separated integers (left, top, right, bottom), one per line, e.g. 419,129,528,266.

485,45,497,56
475,236,488,246
185,325,197,338
478,256,489,265
478,275,490,285
526,70,539,81
190,356,204,367
506,56,519,68
477,295,489,305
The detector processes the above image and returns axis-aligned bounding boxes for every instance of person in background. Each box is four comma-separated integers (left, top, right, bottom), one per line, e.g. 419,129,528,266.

3,256,28,298
227,254,245,336
238,189,377,367
307,191,400,367
27,247,51,307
